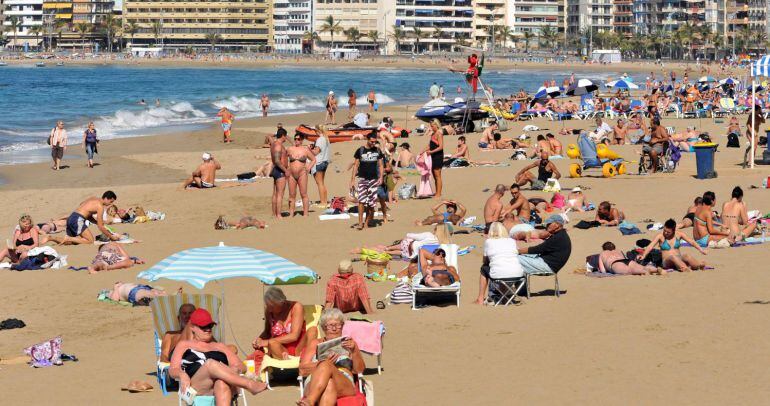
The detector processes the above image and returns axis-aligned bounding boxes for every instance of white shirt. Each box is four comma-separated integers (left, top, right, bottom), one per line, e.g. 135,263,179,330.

353,113,368,128
596,122,613,136
315,135,330,165
484,238,524,279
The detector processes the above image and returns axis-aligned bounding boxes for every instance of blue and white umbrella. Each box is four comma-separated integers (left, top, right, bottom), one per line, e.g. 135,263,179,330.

697,76,717,83
566,78,599,96
605,79,639,90
530,86,561,107
138,243,318,289
719,78,739,86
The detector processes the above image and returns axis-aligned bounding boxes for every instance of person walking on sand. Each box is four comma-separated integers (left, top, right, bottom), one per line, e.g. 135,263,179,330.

49,120,67,171
325,91,338,124
367,89,376,112
347,88,357,119
82,121,99,168
216,107,235,143
270,130,289,219
350,133,384,230
261,94,270,117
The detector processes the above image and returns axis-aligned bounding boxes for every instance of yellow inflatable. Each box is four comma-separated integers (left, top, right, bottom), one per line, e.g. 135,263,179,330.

596,143,620,160
480,105,517,120
566,144,580,159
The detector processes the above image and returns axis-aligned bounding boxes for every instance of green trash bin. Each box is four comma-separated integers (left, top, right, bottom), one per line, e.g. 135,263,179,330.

693,143,718,179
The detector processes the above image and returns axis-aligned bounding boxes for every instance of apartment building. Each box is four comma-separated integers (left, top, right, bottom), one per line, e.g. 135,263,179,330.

612,0,631,36
2,0,44,46
510,0,564,41
632,0,658,34
313,0,378,50
274,0,311,53
71,0,112,24
123,0,273,50
473,0,505,50
388,0,474,53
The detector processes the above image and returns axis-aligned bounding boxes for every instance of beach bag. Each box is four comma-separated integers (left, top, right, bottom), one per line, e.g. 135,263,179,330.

330,196,347,212
550,192,566,209
24,336,63,367
727,133,740,148
388,282,413,304
397,184,416,200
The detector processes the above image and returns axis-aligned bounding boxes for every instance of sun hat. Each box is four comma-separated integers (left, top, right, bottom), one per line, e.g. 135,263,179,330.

571,187,581,192
202,152,211,161
329,91,334,95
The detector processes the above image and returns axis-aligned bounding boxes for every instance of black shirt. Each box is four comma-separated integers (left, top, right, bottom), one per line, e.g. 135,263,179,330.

354,146,383,180
528,229,571,272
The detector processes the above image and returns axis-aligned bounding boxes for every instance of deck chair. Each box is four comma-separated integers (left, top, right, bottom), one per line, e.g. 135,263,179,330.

411,243,461,309
526,270,560,298
342,320,385,374
258,304,323,390
488,275,526,306
712,98,731,118
298,372,373,405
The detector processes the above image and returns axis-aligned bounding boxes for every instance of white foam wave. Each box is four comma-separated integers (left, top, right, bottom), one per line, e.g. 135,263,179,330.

212,93,396,113
0,141,46,153
93,101,208,137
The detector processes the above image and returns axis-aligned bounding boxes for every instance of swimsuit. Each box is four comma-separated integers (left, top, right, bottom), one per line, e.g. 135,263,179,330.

429,136,443,168
181,349,229,378
127,284,153,305
270,318,306,356
660,237,681,251
289,156,308,163
694,216,710,247
199,181,214,188
536,159,552,183
270,166,285,179
16,236,34,247
66,212,88,237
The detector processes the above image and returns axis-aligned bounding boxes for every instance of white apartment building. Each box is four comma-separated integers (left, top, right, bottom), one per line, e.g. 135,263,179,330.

314,0,379,51
567,0,613,37
274,0,312,53
473,0,506,50
382,0,473,53
2,0,43,47
510,0,564,42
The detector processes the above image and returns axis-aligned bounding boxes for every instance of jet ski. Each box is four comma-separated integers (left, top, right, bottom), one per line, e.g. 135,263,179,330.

415,99,488,127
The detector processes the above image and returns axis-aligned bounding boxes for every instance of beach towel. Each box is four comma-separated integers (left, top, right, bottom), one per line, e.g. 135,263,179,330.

619,221,642,235
97,289,132,306
24,336,63,368
359,249,391,263
415,153,434,197
319,213,352,221
342,320,384,355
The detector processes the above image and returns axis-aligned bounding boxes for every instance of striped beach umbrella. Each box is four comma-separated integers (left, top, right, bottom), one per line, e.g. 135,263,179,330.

530,86,561,107
719,78,739,86
566,79,599,96
605,79,639,89
137,243,318,289
697,76,717,83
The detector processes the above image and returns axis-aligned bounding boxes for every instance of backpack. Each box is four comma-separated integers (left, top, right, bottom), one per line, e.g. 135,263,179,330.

397,183,416,200
388,282,413,304
727,133,740,148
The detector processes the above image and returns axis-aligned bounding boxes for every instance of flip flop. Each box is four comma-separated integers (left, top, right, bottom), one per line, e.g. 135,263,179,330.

122,381,154,393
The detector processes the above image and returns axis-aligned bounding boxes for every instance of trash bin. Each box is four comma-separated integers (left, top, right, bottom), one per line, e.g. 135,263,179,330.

693,143,718,179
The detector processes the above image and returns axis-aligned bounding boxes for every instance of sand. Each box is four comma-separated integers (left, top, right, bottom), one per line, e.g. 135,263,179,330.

1,94,770,405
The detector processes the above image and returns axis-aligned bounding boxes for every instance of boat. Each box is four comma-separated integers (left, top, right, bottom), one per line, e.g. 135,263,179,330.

0,62,7,67
35,62,46,67
55,62,64,66
295,124,408,143
415,99,488,128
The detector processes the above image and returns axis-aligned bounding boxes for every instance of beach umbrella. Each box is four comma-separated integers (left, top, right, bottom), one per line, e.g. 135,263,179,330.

697,76,717,83
719,78,739,86
137,242,318,289
605,79,639,90
529,86,561,107
566,79,599,96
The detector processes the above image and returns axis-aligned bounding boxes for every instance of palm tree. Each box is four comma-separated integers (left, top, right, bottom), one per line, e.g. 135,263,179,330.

303,31,320,54
123,21,138,49
539,25,557,50
454,35,469,52
74,22,92,53
53,20,66,50
344,27,361,47
320,15,342,49
522,31,534,53
101,14,121,53
485,25,496,51
151,20,163,46
432,27,443,52
507,32,520,51
390,25,406,55
366,30,379,51
7,16,20,50
411,27,429,54
28,25,43,51
205,32,222,52
495,26,511,51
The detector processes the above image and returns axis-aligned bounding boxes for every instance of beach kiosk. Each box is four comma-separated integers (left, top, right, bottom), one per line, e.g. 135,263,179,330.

591,49,621,64
329,48,360,61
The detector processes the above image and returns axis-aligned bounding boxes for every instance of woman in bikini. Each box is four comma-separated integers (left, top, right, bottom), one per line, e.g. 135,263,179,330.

87,242,144,274
0,215,40,264
418,247,460,287
422,119,444,199
170,309,267,404
639,219,706,272
252,288,315,360
677,196,703,229
598,241,662,275
325,91,337,124
298,308,365,406
693,194,732,248
721,186,757,242
286,134,316,217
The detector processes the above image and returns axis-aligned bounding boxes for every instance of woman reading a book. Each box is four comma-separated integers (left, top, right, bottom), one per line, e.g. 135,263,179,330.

298,308,366,406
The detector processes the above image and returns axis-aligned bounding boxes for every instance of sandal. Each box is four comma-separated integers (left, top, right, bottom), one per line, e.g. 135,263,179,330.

122,381,154,393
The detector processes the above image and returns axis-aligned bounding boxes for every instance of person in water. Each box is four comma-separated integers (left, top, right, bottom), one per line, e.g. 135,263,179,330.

286,134,316,217
514,150,561,190
638,219,707,272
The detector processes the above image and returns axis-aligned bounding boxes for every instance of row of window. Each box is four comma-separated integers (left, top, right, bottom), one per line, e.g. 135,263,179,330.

127,8,267,13
130,19,266,24
126,0,265,3
136,27,268,34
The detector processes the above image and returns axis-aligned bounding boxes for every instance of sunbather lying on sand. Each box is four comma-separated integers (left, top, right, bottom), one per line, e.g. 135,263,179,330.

678,195,704,229
596,201,625,226
350,223,452,259
565,187,587,212
88,242,144,274
639,219,707,272
598,241,664,275
108,282,172,306
214,215,266,230
419,247,460,287
414,200,466,226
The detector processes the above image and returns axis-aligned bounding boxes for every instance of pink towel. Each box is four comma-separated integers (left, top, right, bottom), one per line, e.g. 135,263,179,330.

342,320,383,355
416,153,434,197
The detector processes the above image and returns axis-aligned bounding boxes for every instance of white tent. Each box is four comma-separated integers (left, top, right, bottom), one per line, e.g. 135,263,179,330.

749,55,770,168
591,50,621,64
329,48,360,61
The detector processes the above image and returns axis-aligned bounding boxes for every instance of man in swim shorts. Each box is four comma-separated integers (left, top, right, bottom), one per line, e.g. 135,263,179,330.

483,184,507,234
271,131,289,219
643,119,670,172
350,133,384,230
216,107,234,143
182,153,220,189
50,191,120,245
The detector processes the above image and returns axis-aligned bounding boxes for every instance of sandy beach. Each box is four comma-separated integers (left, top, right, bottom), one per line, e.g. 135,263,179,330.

1,93,770,405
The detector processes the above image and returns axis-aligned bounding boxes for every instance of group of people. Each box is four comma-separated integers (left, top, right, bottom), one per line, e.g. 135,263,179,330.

47,120,101,171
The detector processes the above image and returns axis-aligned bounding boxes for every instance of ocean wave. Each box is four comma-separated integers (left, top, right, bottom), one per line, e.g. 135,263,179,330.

93,101,208,137
212,93,396,113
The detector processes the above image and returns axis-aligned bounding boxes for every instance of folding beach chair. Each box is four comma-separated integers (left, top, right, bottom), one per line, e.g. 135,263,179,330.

342,320,385,374
258,304,323,390
488,276,527,306
526,270,560,298
298,372,373,405
411,243,460,309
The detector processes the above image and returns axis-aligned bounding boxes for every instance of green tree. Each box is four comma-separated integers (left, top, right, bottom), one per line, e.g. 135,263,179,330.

7,16,20,50
432,27,443,52
539,25,558,50
205,32,222,52
522,31,534,53
123,21,138,49
344,27,361,47
320,15,342,49
151,20,163,46
495,25,511,51
74,22,92,53
390,25,406,55
101,14,121,53
29,25,43,51
411,27,429,54
366,30,379,51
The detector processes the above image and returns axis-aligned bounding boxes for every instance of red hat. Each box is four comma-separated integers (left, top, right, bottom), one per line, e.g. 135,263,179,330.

189,308,216,327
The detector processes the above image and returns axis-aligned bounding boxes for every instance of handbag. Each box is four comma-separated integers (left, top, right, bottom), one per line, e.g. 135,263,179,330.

24,336,62,367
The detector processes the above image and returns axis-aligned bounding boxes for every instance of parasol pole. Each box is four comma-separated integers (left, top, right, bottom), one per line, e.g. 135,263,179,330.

751,75,755,169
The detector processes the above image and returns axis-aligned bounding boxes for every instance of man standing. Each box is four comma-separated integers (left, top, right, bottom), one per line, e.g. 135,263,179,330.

483,184,508,234
270,130,289,219
49,120,67,171
429,82,440,100
644,118,670,172
216,107,235,143
261,94,270,117
518,215,571,276
182,153,221,189
350,133,383,230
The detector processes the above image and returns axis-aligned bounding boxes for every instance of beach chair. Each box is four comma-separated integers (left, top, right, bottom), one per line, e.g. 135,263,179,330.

411,243,460,309
625,100,644,117
526,270,560,298
151,293,224,396
488,275,527,306
712,98,731,118
258,304,323,390
298,371,373,405
342,320,385,374
575,103,596,120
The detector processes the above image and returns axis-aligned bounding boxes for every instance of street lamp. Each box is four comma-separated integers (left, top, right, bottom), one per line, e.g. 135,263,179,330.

382,9,393,56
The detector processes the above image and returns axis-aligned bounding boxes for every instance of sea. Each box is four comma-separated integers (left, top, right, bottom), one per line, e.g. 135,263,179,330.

0,64,618,165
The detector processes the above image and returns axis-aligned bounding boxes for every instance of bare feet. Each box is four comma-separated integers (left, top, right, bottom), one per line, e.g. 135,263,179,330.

473,298,485,305
246,380,268,395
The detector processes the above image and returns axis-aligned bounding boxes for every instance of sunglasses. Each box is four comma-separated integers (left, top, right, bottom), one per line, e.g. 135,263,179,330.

199,324,215,332
294,138,301,141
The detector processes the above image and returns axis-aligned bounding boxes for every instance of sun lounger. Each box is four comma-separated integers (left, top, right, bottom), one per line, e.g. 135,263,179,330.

411,243,460,309
259,304,322,390
342,320,385,374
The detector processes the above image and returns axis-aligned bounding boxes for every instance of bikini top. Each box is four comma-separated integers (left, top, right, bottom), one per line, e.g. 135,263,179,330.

270,320,292,337
660,237,681,251
16,236,34,247
289,156,308,163
431,268,456,284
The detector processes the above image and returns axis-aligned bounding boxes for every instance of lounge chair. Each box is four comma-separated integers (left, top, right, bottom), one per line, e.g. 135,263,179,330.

411,243,460,309
712,98,732,118
342,320,385,374
258,304,323,390
575,103,596,120
298,371,373,405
